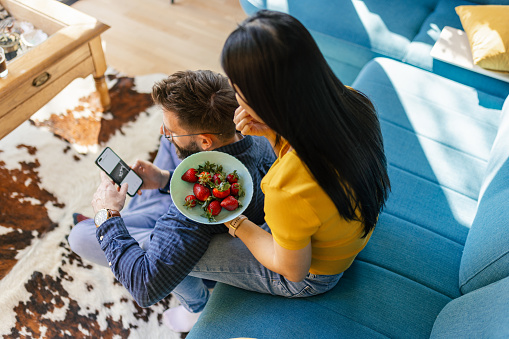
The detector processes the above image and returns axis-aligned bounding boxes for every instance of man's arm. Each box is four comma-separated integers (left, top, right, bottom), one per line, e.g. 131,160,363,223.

96,205,223,307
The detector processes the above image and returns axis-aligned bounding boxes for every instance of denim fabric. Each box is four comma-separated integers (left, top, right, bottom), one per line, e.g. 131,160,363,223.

460,96,509,294
189,283,390,339
431,276,509,338
172,225,343,312
68,137,180,266
189,260,452,339
68,135,276,307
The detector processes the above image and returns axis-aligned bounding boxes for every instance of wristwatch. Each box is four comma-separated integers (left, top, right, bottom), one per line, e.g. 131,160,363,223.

94,209,121,228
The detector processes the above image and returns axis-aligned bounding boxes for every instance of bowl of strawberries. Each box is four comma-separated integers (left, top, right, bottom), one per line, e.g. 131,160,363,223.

170,151,254,224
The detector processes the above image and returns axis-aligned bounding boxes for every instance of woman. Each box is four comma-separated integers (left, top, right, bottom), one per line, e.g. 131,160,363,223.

164,10,390,332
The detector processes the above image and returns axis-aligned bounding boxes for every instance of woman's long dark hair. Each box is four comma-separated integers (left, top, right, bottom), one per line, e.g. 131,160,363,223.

221,10,390,237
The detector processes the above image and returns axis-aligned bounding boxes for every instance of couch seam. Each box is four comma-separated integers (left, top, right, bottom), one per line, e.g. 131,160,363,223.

301,294,391,338
379,116,492,164
387,161,481,201
354,259,457,300
459,250,509,293
380,209,466,247
309,29,406,61
364,75,503,122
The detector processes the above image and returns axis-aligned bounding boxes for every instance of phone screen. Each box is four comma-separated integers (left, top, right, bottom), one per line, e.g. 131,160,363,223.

95,147,143,197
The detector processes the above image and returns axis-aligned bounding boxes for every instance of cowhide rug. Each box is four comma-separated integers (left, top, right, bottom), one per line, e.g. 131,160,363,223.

0,71,183,338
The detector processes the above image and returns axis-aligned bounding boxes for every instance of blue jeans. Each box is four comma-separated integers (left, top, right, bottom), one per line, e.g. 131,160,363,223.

68,137,181,266
172,224,343,313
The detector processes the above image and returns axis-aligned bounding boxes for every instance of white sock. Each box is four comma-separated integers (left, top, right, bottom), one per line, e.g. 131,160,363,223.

162,305,202,333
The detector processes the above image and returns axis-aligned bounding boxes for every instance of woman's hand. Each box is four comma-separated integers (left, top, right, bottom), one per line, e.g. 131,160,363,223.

131,160,170,192
92,171,128,213
233,106,272,138
223,215,312,282
234,106,283,156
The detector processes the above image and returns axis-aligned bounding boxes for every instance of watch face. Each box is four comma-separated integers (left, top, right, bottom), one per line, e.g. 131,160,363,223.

94,209,109,227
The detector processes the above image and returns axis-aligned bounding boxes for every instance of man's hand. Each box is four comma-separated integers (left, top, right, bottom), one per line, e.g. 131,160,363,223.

131,159,170,191
92,172,128,214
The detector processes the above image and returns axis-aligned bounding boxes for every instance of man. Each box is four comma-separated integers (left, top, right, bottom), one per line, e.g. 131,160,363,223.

68,70,275,331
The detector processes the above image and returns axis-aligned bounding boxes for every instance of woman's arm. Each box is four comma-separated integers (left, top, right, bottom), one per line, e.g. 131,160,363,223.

227,218,312,282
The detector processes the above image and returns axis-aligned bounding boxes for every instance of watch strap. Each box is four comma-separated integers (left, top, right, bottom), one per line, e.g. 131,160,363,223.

158,170,173,194
228,215,247,237
95,209,121,228
109,209,121,218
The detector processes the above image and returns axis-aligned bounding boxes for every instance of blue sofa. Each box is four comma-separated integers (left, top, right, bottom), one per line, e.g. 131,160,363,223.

188,1,509,338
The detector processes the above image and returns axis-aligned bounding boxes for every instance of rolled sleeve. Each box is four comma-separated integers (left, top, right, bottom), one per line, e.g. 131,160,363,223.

263,187,320,250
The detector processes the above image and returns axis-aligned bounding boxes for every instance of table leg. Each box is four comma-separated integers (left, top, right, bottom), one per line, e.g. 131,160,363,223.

89,36,111,111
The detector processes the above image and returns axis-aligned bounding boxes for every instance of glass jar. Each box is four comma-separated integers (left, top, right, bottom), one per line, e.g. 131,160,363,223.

0,32,20,61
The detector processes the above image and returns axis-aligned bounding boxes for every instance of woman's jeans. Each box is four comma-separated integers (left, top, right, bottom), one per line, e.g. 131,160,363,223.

172,223,343,313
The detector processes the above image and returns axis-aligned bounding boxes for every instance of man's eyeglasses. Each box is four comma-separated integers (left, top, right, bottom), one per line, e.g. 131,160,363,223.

162,123,222,142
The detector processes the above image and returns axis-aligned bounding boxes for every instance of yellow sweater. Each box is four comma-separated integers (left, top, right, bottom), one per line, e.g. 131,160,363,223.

260,141,372,275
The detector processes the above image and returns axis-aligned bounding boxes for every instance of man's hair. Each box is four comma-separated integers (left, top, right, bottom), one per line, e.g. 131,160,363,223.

152,70,238,141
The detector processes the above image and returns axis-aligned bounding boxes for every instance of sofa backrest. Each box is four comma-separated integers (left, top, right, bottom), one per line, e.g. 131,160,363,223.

459,95,509,294
430,275,509,338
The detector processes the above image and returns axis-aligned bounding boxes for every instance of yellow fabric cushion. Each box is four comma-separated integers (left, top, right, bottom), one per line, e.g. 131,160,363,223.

455,5,509,72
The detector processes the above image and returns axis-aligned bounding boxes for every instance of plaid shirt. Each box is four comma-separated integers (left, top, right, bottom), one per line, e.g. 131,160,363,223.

96,136,275,307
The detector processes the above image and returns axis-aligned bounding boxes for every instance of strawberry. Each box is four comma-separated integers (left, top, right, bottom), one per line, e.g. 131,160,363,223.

212,172,223,186
212,182,231,199
198,171,212,186
204,200,222,221
184,195,197,208
181,168,198,183
207,200,222,215
220,195,239,211
193,183,211,201
226,170,239,184
230,182,243,197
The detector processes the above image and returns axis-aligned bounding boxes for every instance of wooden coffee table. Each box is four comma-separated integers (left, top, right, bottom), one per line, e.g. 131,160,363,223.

0,0,110,140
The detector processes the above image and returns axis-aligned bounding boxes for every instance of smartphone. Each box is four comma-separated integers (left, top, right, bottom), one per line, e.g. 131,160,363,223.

95,147,143,197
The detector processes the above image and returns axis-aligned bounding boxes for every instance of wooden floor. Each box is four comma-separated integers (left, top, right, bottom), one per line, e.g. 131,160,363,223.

72,0,247,76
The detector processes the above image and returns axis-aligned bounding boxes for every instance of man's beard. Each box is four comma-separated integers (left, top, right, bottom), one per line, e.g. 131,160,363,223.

174,140,202,159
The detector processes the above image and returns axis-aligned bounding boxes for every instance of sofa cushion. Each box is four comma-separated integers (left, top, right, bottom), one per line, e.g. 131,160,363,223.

350,57,505,301
241,0,432,54
353,58,505,243
189,261,452,339
456,5,509,72
430,276,509,338
239,0,436,84
459,95,509,294
357,214,464,299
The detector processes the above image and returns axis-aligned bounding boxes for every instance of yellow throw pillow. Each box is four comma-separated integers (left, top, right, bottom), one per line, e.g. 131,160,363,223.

455,5,509,72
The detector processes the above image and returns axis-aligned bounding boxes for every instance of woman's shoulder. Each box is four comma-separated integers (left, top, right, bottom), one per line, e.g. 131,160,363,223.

262,151,337,222
263,150,318,195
